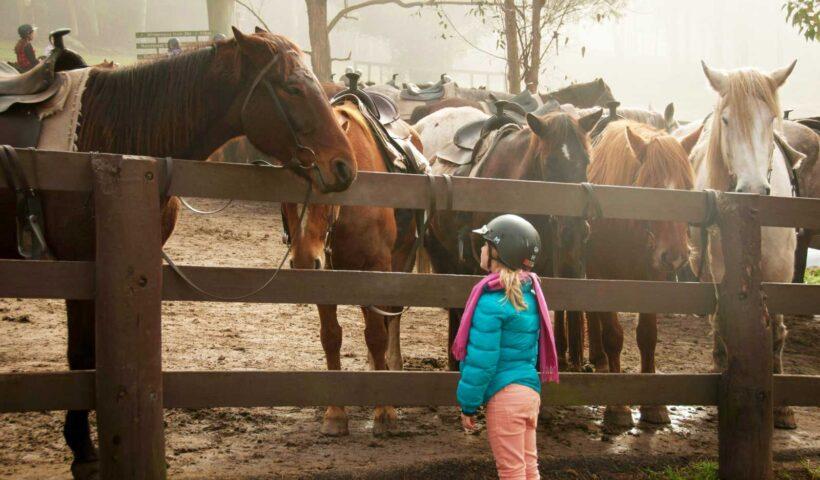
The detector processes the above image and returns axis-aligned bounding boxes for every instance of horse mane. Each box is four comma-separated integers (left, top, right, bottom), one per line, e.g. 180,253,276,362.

706,69,782,190
618,108,666,131
77,33,304,158
589,120,694,189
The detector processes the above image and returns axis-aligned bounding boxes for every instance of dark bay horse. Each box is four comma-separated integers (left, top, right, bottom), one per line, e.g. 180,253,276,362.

542,78,615,109
0,27,356,479
585,120,701,429
426,109,602,370
281,101,420,436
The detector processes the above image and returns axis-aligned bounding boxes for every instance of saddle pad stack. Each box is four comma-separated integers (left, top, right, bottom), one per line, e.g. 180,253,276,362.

37,67,91,152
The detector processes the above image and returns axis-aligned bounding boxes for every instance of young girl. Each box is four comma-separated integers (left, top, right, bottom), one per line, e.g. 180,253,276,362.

452,214,559,480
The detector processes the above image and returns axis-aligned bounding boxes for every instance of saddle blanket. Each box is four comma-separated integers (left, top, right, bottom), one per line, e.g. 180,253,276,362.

36,67,91,151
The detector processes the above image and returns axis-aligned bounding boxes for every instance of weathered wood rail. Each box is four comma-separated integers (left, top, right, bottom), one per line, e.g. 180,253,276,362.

1,149,819,480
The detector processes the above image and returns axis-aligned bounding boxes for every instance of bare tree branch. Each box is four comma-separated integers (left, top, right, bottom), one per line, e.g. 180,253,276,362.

328,0,483,32
304,50,354,63
235,0,272,32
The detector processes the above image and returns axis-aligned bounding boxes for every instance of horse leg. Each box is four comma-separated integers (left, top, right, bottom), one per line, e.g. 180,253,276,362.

567,311,585,371
599,312,633,429
636,313,670,424
447,308,463,371
385,315,403,371
65,300,99,480
772,314,797,429
318,304,349,436
554,310,569,370
362,306,398,436
586,312,608,372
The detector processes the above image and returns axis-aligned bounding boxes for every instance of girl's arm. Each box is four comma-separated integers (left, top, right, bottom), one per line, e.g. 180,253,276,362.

456,308,502,415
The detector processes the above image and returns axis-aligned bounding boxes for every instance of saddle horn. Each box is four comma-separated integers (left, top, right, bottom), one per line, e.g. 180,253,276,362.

606,100,621,118
49,28,71,51
784,109,793,120
332,71,380,120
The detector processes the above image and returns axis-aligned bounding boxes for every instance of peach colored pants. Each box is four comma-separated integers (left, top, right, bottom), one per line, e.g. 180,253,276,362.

486,384,541,480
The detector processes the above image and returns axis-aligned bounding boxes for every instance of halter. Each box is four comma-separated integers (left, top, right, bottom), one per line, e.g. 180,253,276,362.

240,53,333,190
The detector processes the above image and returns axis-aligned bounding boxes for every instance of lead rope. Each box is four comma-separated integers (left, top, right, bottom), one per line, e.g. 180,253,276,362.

160,159,313,301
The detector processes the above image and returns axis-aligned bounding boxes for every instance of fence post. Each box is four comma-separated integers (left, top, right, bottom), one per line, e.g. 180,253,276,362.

715,194,773,480
93,155,166,480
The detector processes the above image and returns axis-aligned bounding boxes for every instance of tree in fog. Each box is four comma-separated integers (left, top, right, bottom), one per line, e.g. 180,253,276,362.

439,0,624,93
783,0,818,41
304,0,476,81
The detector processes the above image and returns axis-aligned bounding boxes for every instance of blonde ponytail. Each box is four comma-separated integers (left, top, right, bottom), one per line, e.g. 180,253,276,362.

498,266,527,311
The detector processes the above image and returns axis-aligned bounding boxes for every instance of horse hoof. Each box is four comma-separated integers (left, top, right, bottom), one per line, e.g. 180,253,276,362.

372,407,398,437
774,406,797,430
71,460,99,480
603,405,634,430
321,408,350,437
640,405,671,425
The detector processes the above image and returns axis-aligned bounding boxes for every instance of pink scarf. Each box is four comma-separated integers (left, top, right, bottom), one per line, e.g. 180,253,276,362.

451,271,559,383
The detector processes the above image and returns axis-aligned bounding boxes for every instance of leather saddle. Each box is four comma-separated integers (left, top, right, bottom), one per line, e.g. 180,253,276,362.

437,100,527,167
400,74,452,101
589,100,624,141
486,90,541,117
0,29,81,149
331,72,428,174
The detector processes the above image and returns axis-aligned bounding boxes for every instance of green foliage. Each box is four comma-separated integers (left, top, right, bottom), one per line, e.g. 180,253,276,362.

801,458,820,479
806,267,820,285
645,461,719,480
783,0,819,41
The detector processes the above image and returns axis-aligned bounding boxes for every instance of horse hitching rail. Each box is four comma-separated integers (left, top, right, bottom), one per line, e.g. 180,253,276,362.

1,149,819,480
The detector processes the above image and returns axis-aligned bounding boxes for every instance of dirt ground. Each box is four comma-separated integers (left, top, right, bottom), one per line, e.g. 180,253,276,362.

1,201,818,479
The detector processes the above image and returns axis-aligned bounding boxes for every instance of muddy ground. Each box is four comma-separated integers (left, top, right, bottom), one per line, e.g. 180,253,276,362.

1,201,818,479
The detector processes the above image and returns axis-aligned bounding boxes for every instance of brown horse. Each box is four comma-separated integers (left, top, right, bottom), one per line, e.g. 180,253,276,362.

0,28,356,479
542,78,616,109
282,101,421,436
585,120,701,429
426,109,602,370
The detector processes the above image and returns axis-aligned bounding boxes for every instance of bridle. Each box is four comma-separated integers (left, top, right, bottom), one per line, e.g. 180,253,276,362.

239,53,334,190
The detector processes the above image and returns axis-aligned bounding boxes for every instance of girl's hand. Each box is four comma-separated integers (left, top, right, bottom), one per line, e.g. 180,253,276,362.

461,413,476,432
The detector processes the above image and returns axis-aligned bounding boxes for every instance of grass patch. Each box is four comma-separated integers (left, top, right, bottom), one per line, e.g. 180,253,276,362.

802,458,820,479
646,461,718,480
806,267,820,285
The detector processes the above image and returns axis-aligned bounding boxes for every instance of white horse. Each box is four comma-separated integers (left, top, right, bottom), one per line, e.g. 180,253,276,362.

690,60,799,429
413,106,488,159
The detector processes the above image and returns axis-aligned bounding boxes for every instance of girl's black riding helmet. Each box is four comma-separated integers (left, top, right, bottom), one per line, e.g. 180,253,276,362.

473,214,541,271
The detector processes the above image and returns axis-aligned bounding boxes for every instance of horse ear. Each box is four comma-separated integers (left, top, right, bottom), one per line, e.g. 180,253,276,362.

254,26,268,34
769,60,797,88
679,125,703,156
664,103,675,127
625,126,648,161
526,113,547,137
233,25,273,61
701,60,728,95
578,108,603,133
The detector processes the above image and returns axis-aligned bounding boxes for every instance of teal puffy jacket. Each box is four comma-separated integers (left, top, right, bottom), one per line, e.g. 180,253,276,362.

456,280,541,415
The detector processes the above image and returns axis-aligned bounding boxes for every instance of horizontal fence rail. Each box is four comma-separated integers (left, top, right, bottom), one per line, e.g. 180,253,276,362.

3,150,820,228
0,260,817,315
2,371,817,413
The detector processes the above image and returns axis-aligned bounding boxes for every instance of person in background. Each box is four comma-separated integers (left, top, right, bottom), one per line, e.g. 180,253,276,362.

167,37,182,56
453,214,559,480
15,24,38,72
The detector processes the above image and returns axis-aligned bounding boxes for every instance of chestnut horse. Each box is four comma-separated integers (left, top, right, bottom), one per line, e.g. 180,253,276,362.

426,109,602,370
585,120,701,429
282,101,421,436
0,28,356,479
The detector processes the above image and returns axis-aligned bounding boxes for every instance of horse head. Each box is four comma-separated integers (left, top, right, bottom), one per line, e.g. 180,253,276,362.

702,60,796,195
227,27,357,193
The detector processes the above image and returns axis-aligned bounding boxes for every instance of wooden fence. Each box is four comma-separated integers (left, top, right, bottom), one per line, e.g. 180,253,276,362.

1,149,819,480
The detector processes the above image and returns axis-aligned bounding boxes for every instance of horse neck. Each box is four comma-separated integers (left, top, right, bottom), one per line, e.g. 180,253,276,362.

478,129,540,180
76,53,241,160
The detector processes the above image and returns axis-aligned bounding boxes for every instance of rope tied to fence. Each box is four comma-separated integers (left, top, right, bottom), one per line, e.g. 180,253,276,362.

580,182,603,221
691,189,719,281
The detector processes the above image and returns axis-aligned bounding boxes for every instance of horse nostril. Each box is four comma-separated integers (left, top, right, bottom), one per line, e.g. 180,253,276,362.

332,158,352,184
764,186,771,196
314,258,322,270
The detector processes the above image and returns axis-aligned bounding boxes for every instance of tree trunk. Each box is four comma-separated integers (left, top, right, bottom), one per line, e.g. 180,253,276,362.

305,0,332,82
525,0,545,91
207,0,235,36
502,0,521,94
